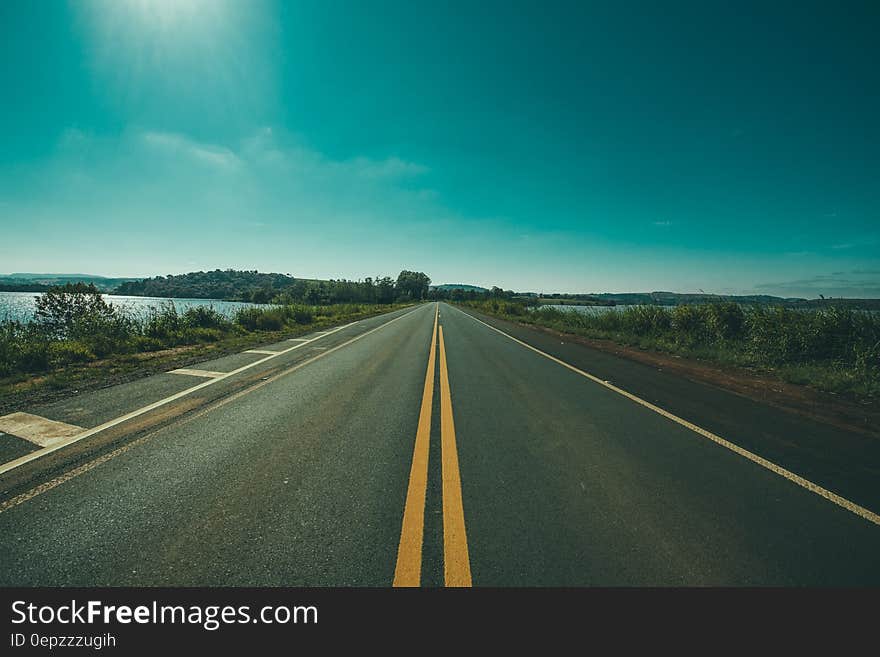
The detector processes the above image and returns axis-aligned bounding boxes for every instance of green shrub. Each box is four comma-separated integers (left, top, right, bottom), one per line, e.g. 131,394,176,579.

182,306,229,330
292,307,313,324
184,327,225,343
234,307,284,331
33,283,118,340
18,340,50,373
622,305,671,336
465,298,880,400
707,303,745,341
234,307,261,331
48,340,96,365
131,335,165,352
671,305,706,344
0,320,20,377
145,304,182,340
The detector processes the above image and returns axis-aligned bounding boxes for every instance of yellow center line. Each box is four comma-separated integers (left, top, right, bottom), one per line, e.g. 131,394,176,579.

393,303,439,586
439,324,473,587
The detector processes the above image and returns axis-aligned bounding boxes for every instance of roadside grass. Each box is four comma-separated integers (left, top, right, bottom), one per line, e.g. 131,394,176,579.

461,300,880,402
0,300,410,410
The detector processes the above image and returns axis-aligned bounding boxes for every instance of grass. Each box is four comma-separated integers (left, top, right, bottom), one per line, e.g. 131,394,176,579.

0,299,409,407
462,300,880,402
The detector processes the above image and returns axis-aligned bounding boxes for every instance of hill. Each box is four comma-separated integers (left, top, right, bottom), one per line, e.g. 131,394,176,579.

0,273,140,292
431,284,489,293
114,270,295,300
590,291,806,306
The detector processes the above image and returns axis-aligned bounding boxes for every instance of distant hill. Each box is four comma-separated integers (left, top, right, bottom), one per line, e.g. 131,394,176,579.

533,291,880,309
589,291,807,306
0,273,140,292
791,298,880,310
114,270,296,300
431,283,489,293
0,282,51,293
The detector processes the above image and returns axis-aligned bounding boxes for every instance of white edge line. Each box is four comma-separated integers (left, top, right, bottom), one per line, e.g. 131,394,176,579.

453,305,880,527
0,309,419,476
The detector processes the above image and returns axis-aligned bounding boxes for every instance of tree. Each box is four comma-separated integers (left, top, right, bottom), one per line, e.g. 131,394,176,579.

33,283,117,339
395,271,431,301
250,287,274,304
376,277,396,304
304,284,322,306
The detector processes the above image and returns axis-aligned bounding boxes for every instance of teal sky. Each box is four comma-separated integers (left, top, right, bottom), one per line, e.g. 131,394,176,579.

1,0,878,297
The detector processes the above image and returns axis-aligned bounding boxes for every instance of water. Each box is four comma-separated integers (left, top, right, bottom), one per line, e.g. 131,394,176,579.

0,291,264,323
539,304,643,315
539,302,879,316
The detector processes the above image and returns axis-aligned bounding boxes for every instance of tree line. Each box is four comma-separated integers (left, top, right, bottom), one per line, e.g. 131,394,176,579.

114,269,433,304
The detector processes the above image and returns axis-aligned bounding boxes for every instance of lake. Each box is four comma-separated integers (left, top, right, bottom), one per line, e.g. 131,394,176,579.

0,291,264,323
538,304,643,314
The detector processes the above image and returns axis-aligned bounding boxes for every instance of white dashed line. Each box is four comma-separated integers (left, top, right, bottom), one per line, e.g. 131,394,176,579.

168,368,226,378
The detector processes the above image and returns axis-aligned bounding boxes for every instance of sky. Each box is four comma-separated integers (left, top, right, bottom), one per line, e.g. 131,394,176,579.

1,0,878,297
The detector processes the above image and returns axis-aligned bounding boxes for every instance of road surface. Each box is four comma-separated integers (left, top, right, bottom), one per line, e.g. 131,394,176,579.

1,302,879,586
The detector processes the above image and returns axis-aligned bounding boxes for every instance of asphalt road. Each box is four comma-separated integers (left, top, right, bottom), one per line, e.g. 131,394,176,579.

1,302,879,586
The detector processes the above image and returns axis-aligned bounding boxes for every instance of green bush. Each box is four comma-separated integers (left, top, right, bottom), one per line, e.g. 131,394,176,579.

234,307,284,331
131,335,165,352
33,283,117,340
292,307,313,324
0,299,397,382
234,307,262,331
706,302,745,341
0,320,20,377
48,340,96,365
184,327,225,343
145,304,182,340
671,305,707,344
466,299,880,400
18,340,50,373
182,306,229,330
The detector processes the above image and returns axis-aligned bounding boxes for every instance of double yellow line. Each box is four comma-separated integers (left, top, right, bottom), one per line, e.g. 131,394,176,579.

393,304,472,587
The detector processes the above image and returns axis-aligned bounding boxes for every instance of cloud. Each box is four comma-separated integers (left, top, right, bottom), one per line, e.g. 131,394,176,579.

755,272,880,297
828,235,878,251
344,156,429,179
58,128,91,151
140,131,241,170
3,123,503,281
47,126,435,205
237,128,429,183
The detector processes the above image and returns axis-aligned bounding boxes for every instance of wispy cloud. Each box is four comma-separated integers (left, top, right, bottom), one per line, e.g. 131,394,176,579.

828,234,878,251
0,124,462,277
343,156,428,179
141,131,241,170
755,271,880,297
